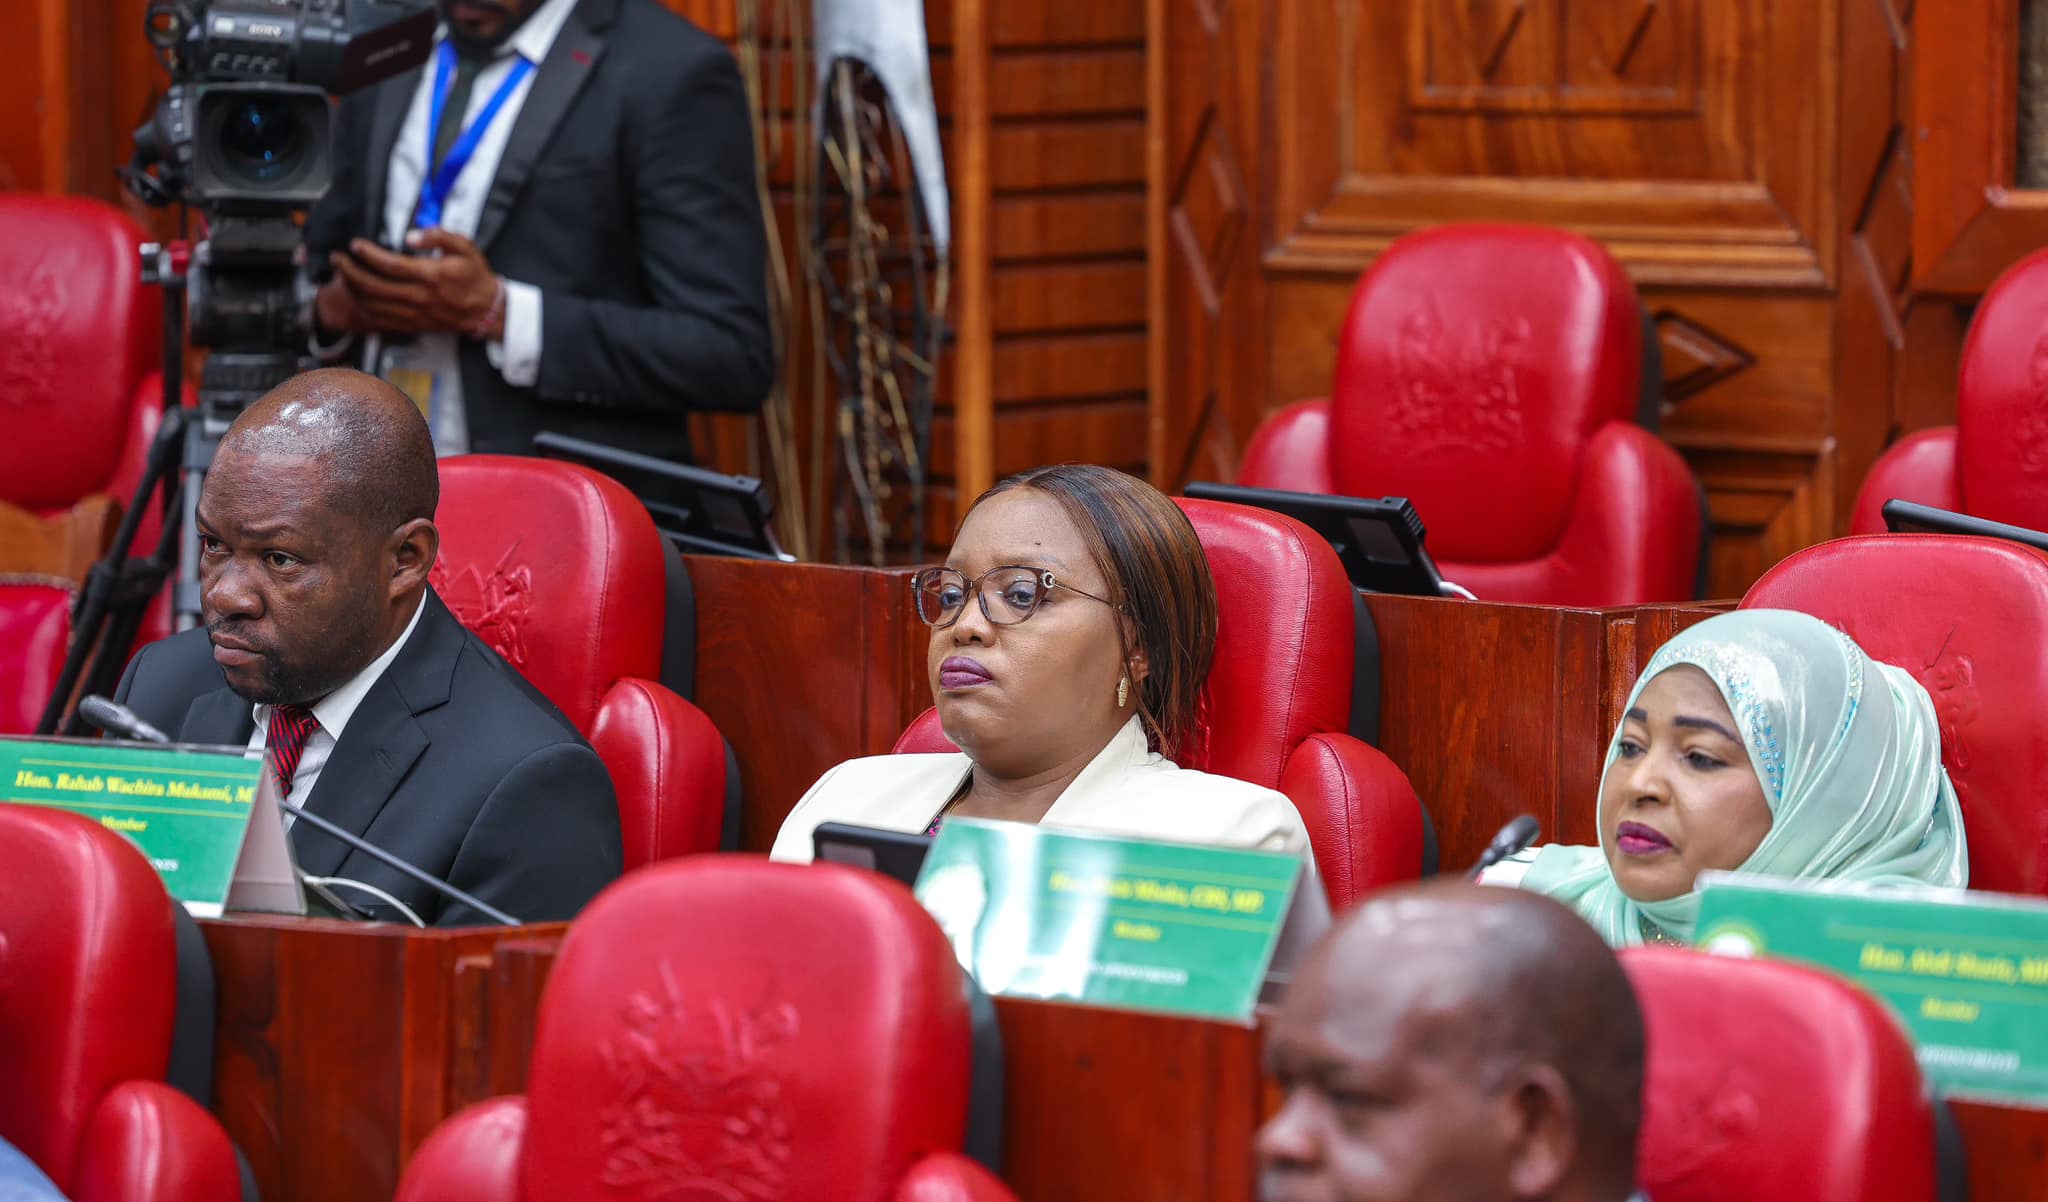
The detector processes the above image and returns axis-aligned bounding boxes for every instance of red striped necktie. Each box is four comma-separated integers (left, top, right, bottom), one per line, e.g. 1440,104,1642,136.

266,704,322,799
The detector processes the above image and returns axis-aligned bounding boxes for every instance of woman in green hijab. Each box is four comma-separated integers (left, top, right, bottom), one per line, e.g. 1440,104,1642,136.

1489,608,1968,946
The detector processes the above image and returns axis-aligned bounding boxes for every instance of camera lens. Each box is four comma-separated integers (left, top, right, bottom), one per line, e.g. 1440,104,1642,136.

212,97,306,185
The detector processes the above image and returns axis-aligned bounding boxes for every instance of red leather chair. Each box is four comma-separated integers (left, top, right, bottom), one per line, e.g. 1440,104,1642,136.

1743,534,2048,894
1622,945,1935,1202
393,857,988,1202
0,195,180,732
434,455,726,867
1237,223,1702,606
0,804,241,1202
1852,247,2048,533
894,497,1425,907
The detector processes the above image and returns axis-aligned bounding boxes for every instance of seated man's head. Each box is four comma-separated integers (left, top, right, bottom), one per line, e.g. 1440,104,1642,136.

915,464,1217,777
200,368,439,707
1259,882,1644,1202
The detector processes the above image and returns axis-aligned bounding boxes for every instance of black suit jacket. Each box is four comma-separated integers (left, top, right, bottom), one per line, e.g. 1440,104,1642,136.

114,592,624,926
306,0,773,462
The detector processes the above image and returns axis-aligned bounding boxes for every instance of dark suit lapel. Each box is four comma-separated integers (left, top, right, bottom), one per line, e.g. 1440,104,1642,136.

364,66,423,241
290,593,462,877
178,689,254,748
474,9,609,250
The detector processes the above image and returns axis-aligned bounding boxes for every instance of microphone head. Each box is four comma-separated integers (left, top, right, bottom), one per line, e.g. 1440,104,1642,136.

1500,814,1540,849
77,694,126,732
77,695,170,743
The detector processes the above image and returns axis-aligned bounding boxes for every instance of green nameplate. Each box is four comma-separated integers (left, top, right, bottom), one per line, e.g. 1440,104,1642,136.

913,818,1309,1024
0,737,261,915
1696,874,2048,1107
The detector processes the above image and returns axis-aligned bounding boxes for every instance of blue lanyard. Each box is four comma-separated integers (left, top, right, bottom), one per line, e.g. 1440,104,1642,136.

416,40,535,229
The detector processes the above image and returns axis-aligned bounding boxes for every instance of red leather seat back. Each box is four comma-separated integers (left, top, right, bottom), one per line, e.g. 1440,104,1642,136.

0,805,177,1192
0,196,159,512
1623,946,1934,1202
0,582,73,734
520,858,971,1202
1849,428,1961,535
434,456,665,731
1171,498,1352,782
1743,535,2048,894
1327,223,1640,564
1958,247,2048,528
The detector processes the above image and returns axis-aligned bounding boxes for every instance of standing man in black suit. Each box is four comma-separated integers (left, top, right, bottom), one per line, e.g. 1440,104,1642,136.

305,0,771,464
116,369,624,925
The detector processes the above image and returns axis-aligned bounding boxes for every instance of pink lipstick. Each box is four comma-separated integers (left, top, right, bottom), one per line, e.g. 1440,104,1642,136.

1615,821,1673,856
938,656,993,690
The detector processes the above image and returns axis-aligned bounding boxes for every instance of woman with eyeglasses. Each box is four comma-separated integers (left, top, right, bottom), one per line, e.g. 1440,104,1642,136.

769,464,1313,861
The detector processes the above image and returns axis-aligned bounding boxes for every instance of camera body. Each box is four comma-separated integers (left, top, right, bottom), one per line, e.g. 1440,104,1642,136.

133,1,434,212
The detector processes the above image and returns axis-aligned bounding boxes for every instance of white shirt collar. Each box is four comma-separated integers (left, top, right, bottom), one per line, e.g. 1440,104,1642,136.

438,0,580,65
252,594,426,741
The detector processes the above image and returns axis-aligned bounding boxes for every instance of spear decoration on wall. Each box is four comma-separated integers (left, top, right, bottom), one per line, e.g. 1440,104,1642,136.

734,0,948,565
808,0,951,564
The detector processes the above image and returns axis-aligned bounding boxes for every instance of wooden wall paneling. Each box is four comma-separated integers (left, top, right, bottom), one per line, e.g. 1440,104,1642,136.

1148,0,1267,489
1831,0,1913,520
1264,0,1833,288
1359,593,1618,866
717,0,1153,549
951,0,996,512
1896,298,1971,434
1914,0,2048,295
197,917,567,1202
686,553,926,850
1199,0,1866,595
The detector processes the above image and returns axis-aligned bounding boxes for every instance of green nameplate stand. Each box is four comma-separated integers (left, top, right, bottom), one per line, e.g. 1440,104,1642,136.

914,817,1327,1024
1696,872,2048,1108
0,735,302,917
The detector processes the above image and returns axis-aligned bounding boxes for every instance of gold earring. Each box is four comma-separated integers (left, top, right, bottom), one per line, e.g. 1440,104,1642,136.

1117,676,1129,708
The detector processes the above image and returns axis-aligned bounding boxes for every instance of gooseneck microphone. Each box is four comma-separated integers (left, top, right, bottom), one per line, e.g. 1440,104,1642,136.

1467,814,1542,880
76,694,521,927
78,694,171,745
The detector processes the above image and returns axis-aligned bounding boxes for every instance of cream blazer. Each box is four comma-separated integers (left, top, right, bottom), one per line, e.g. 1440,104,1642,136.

769,715,1315,864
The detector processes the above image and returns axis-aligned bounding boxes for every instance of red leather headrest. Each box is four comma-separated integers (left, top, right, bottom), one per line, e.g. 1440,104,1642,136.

0,805,177,1191
0,196,158,511
1328,223,1639,562
1743,534,2048,894
1623,946,1933,1202
434,456,665,732
1959,247,2048,527
521,858,970,1202
1174,498,1353,783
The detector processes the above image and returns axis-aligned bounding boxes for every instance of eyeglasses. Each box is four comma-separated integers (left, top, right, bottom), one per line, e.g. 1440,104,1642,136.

910,565,1117,629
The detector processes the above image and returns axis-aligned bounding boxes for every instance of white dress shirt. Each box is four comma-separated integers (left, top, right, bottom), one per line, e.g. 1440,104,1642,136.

370,0,580,454
769,715,1318,870
245,596,426,819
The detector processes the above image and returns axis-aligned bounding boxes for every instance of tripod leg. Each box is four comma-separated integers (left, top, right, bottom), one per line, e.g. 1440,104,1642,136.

36,410,187,735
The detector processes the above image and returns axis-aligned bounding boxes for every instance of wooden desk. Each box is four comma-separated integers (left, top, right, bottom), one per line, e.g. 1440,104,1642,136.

197,916,565,1202
193,569,2045,1201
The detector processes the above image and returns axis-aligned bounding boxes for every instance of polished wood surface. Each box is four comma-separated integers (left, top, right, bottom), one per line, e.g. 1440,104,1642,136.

0,496,118,582
197,915,567,1202
686,553,927,848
